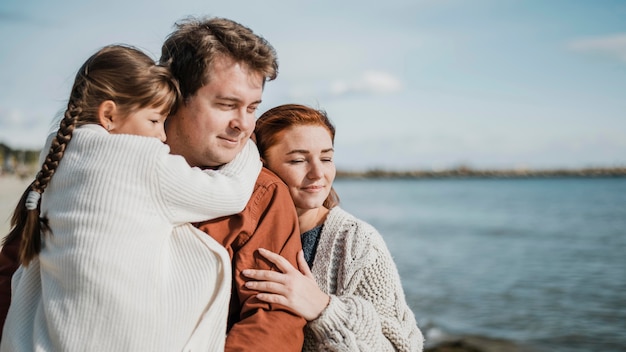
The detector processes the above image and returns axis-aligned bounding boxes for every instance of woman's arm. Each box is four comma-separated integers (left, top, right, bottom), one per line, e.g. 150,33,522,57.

308,247,423,352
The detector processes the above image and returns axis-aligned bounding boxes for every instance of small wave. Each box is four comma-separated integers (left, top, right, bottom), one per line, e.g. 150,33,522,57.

422,322,538,352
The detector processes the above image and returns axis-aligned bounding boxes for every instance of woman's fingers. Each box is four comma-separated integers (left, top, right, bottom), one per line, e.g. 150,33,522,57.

241,268,284,283
242,248,329,321
241,248,301,293
255,292,288,305
256,247,297,273
244,279,287,295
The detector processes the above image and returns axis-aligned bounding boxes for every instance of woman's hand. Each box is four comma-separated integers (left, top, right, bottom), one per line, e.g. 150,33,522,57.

242,248,330,321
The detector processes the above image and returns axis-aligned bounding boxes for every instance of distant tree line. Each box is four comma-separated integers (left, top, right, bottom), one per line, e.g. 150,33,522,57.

0,142,40,177
336,166,626,179
2,142,625,179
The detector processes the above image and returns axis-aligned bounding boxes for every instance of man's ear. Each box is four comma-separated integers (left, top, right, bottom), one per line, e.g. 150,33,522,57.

97,100,117,131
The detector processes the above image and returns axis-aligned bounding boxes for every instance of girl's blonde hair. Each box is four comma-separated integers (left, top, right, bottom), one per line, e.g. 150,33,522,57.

5,44,180,265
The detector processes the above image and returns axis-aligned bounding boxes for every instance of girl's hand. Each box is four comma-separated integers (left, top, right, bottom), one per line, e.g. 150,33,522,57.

242,248,330,321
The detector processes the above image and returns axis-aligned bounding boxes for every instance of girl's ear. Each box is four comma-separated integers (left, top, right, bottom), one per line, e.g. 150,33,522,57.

97,100,117,131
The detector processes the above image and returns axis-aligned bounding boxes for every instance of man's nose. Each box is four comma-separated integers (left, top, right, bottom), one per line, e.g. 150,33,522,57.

231,109,255,133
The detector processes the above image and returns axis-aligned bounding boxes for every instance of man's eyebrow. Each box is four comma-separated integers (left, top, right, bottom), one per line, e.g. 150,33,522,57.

215,96,262,105
215,96,241,102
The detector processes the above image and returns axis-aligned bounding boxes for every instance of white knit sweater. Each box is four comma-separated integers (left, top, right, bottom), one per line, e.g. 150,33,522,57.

305,207,424,351
1,125,262,352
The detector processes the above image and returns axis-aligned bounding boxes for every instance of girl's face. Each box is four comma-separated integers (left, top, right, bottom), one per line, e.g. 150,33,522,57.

264,125,336,211
114,106,167,142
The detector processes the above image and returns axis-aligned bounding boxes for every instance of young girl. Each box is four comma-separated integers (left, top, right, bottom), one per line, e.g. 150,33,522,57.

0,45,261,351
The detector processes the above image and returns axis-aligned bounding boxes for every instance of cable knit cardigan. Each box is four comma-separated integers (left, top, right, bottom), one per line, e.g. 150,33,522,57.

1,125,262,352
305,207,424,351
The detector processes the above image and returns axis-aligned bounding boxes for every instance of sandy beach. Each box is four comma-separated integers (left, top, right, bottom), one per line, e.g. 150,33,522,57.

0,175,32,243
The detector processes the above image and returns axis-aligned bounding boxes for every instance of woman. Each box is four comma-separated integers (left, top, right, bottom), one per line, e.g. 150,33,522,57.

243,104,424,351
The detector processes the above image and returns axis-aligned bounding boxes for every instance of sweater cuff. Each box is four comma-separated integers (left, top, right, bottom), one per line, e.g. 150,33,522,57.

217,139,261,177
307,295,352,343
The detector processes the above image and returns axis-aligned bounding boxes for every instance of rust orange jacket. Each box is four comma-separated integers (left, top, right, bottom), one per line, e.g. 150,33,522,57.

0,167,306,351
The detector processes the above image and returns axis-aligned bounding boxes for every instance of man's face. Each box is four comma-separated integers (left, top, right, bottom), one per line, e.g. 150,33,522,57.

166,56,264,168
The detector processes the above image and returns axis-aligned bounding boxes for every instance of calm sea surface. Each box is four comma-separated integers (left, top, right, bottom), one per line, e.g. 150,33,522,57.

333,177,626,352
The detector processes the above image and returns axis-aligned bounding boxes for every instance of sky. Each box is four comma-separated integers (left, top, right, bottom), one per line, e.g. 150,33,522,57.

1,0,625,171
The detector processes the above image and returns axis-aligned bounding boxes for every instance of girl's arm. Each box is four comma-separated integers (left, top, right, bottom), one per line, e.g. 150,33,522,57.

158,138,262,223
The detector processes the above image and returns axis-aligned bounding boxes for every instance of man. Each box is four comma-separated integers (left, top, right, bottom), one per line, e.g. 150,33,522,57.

0,17,306,351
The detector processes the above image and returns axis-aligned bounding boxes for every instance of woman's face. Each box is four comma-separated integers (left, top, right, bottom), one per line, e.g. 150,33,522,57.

264,125,336,211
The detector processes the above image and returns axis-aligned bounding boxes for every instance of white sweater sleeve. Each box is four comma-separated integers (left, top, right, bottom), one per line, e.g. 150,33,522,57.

156,138,262,224
307,228,424,352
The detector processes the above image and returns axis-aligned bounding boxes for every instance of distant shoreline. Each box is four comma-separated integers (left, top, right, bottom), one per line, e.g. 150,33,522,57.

336,166,626,179
3,165,626,181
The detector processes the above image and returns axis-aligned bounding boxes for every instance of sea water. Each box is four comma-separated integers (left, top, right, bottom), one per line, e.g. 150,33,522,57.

333,177,626,352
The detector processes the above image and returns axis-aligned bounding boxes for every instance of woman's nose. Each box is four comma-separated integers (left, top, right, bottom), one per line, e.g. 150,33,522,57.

307,161,324,179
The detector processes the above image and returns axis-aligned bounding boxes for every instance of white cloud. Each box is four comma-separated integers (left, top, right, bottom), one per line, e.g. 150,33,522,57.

0,108,32,129
329,71,403,97
282,70,404,103
568,33,626,62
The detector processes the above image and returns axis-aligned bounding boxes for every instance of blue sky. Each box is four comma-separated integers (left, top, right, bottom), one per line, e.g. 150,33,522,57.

1,0,625,171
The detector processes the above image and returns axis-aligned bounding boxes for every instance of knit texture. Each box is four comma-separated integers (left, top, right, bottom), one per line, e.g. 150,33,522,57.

1,125,262,352
304,207,424,352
